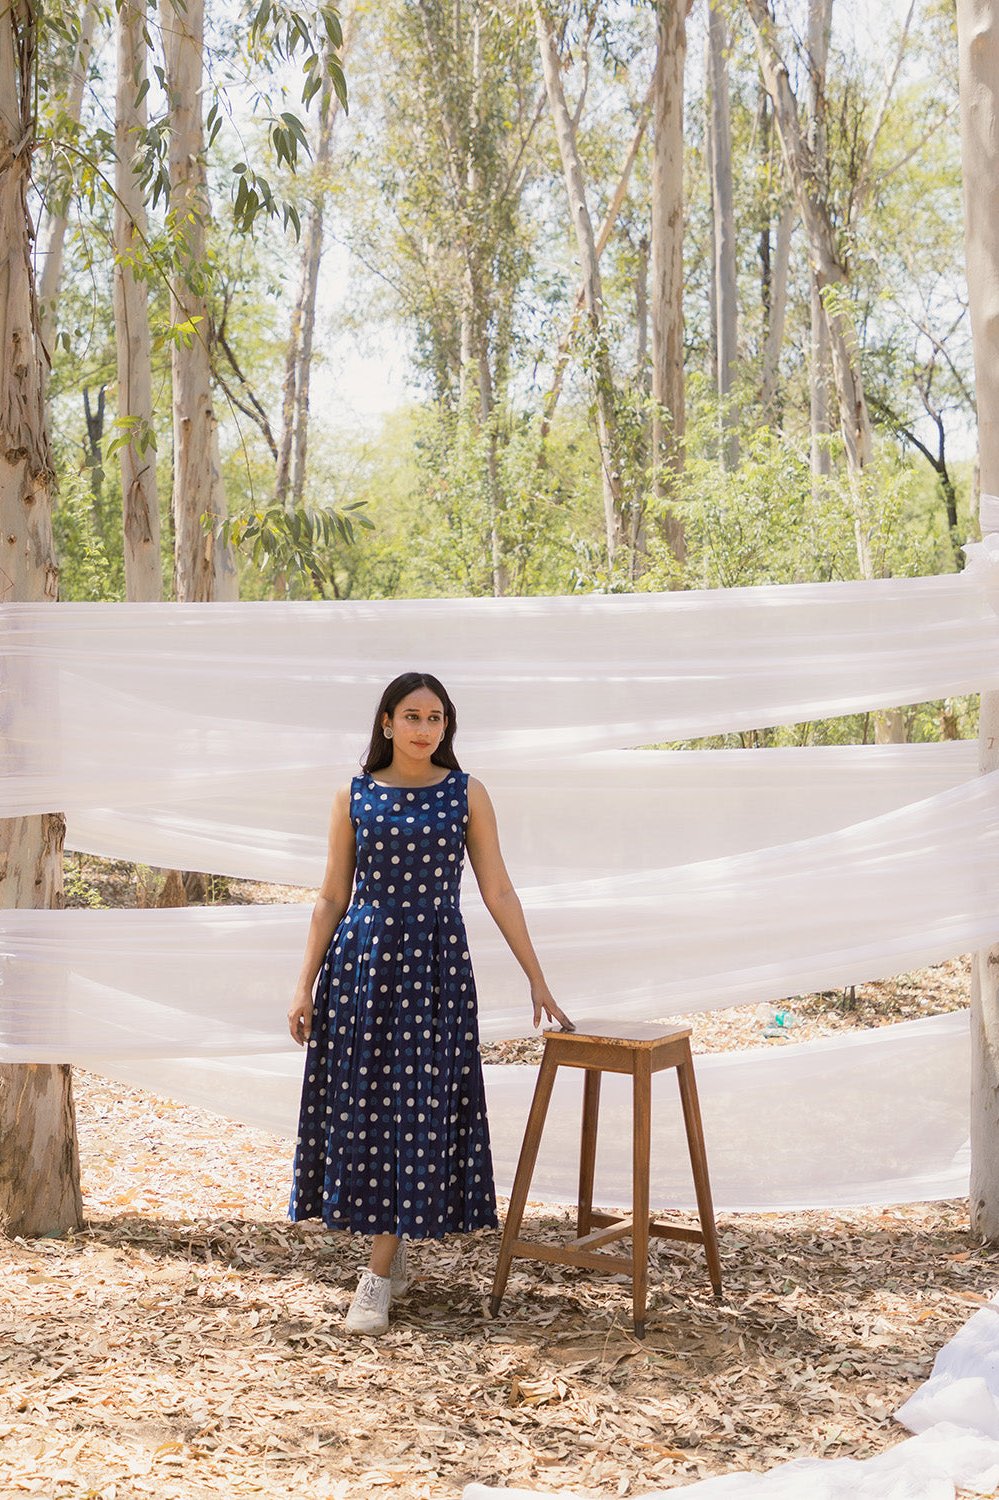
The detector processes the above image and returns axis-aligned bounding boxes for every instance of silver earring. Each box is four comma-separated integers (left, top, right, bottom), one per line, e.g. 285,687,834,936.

384,727,393,738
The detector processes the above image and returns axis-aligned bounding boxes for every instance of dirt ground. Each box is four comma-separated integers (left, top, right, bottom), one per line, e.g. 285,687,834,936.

0,859,992,1499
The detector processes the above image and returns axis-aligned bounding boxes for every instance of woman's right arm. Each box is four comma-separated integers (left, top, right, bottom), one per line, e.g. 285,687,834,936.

287,782,357,1046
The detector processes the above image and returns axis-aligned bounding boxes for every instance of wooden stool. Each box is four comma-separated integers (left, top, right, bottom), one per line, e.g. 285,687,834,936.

488,1020,723,1338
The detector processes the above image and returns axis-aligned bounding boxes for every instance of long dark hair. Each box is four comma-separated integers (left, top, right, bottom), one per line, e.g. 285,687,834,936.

361,672,461,775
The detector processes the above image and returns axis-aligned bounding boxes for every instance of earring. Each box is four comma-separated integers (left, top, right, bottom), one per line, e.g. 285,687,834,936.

384,727,393,738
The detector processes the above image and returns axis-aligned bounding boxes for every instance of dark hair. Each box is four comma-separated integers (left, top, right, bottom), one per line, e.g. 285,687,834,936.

361,672,461,775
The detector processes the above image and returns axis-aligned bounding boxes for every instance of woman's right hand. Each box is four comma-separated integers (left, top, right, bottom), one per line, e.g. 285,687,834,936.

288,989,313,1047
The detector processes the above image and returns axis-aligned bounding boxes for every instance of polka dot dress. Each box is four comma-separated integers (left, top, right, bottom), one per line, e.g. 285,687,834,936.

287,767,499,1240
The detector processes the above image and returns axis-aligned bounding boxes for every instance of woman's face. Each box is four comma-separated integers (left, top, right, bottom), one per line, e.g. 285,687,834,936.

384,688,447,756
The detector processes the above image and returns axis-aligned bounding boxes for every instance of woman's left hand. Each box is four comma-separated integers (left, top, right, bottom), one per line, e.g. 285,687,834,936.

531,980,575,1032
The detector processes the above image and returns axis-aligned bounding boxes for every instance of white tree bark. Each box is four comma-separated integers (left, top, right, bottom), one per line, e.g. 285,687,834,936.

651,0,690,566
761,199,793,417
956,0,999,1241
163,0,238,601
707,0,738,468
37,0,98,366
807,0,834,490
114,0,162,601
749,0,908,745
466,4,507,596
540,77,654,438
533,0,623,567
276,9,356,511
747,0,874,581
0,0,83,1239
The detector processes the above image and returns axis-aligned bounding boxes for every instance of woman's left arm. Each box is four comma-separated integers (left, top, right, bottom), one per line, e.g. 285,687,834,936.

465,775,575,1032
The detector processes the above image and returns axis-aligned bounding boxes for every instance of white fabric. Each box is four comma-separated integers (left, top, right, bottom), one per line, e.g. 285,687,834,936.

3,571,998,1214
87,1012,971,1211
61,742,978,887
461,1293,999,1498
3,574,999,824
4,765,999,1060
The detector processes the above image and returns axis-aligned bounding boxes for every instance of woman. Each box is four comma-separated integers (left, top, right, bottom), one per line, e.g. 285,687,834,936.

286,670,574,1335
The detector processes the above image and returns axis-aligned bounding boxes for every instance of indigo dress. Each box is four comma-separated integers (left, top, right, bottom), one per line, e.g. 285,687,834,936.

287,767,499,1240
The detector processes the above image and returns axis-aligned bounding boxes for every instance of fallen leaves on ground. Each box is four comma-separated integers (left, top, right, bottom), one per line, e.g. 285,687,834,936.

8,869,986,1497
0,1058,995,1500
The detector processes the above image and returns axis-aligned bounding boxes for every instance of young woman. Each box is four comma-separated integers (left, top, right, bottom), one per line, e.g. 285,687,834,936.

286,671,574,1334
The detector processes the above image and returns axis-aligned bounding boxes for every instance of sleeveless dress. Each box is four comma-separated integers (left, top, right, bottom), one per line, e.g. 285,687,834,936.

287,767,499,1240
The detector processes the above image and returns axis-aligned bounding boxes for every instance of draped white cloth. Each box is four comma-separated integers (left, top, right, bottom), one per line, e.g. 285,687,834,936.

88,1012,971,1212
4,764,998,1056
3,563,998,1210
460,1292,999,1499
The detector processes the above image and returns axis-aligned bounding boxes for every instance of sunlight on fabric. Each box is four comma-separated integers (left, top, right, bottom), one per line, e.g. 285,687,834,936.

83,1012,970,1213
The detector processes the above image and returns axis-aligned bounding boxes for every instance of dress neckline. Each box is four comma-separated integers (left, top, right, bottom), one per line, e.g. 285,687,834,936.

363,768,458,791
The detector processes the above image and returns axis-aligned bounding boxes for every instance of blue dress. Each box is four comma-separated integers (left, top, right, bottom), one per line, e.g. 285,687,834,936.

287,767,499,1240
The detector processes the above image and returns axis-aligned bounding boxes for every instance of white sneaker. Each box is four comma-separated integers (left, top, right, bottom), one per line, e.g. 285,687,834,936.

390,1238,410,1298
344,1269,391,1335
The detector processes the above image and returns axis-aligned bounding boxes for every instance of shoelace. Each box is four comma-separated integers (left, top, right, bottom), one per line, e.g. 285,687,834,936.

355,1272,388,1311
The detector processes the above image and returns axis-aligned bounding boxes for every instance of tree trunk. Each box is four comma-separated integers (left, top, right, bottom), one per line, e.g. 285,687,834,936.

539,78,654,440
956,0,999,1242
533,0,623,568
114,0,162,601
466,4,505,594
636,234,650,390
707,0,738,468
650,0,690,566
747,0,874,581
807,0,834,492
37,0,98,368
276,8,356,510
163,0,238,602
0,0,83,1240
761,200,793,419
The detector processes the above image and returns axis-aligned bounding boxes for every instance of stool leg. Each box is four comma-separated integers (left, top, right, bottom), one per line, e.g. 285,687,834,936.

677,1044,723,1298
489,1048,559,1316
632,1052,652,1339
576,1069,601,1237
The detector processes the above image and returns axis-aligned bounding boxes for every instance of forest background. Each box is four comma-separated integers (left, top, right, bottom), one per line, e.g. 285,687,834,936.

40,0,970,749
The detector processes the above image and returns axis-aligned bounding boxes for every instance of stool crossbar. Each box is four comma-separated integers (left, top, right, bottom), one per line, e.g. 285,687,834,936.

488,1020,723,1338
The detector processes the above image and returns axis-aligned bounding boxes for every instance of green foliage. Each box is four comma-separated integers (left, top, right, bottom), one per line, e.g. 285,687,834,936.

63,859,108,909
51,464,126,602
213,498,374,596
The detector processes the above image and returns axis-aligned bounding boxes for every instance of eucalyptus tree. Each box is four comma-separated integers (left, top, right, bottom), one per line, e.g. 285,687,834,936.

114,0,161,600
0,0,83,1237
345,0,544,594
275,3,358,511
706,0,738,467
805,0,833,492
163,0,238,600
745,0,917,588
534,0,625,568
956,0,999,1243
0,0,350,1236
37,0,99,370
650,0,693,565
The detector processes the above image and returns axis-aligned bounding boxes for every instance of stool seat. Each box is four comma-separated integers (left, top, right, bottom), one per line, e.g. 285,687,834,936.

488,1018,723,1338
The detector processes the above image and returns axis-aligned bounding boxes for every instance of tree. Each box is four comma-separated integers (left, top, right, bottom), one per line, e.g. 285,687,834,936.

114,0,162,601
805,0,834,493
275,5,358,512
650,0,692,565
534,0,624,568
37,0,99,370
0,0,83,1239
956,0,999,1243
163,0,239,601
706,0,738,468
